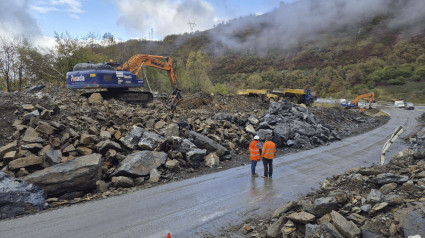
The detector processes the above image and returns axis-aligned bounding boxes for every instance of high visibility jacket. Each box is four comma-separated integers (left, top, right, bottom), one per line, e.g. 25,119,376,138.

261,141,276,159
249,140,261,161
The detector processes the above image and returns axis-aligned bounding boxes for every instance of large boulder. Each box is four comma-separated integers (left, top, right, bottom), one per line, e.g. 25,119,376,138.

186,149,207,168
161,123,180,137
112,151,167,177
0,172,46,219
23,154,102,196
120,126,144,150
313,197,339,217
374,173,408,185
189,131,229,159
138,131,166,150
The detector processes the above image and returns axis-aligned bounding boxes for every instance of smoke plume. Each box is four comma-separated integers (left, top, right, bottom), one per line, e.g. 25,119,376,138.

208,0,425,53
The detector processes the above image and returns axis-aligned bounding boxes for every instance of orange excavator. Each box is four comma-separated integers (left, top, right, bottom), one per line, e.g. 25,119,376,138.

341,92,375,109
67,54,180,105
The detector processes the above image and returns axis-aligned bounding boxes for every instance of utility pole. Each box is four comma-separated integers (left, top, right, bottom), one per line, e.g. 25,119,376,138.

188,21,196,33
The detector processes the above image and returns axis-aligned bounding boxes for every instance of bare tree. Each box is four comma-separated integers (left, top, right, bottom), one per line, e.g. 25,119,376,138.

0,37,16,92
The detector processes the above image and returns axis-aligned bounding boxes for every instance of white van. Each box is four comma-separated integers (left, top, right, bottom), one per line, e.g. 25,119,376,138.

394,100,405,108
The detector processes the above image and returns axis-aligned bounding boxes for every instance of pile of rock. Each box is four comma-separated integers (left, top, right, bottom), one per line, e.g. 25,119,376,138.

243,122,425,237
256,102,340,148
0,88,344,219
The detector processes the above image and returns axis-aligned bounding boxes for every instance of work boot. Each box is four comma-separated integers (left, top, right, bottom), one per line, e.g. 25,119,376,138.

252,173,258,177
261,175,267,178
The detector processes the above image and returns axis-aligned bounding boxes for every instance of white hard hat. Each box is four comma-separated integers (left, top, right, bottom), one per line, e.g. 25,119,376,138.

254,135,260,140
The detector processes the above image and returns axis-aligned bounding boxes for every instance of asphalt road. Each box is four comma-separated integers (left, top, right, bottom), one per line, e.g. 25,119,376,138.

0,107,422,238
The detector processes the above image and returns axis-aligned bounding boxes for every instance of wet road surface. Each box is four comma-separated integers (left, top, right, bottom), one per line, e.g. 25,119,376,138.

0,107,421,238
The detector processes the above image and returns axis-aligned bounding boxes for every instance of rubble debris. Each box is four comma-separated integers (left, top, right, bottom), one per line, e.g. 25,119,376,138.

234,115,425,238
0,85,389,219
0,172,46,219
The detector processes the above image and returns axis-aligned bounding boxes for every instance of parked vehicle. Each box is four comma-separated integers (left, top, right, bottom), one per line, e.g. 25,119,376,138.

405,102,414,110
394,100,405,108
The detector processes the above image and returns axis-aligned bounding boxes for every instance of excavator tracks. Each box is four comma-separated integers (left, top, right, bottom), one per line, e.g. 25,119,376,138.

81,90,153,104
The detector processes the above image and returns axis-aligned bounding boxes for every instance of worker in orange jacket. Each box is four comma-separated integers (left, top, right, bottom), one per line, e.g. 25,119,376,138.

249,135,262,177
261,136,276,178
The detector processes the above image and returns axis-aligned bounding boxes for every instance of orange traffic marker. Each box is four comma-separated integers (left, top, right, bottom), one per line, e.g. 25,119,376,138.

167,233,171,238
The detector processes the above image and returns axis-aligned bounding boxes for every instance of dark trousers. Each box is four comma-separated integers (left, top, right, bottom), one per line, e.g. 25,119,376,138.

251,160,258,175
262,158,273,177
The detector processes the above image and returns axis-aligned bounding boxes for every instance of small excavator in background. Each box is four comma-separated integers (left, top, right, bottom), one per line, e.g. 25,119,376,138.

66,54,180,105
341,92,375,109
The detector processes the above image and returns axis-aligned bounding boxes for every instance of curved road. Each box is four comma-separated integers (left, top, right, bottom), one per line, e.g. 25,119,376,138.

0,107,422,238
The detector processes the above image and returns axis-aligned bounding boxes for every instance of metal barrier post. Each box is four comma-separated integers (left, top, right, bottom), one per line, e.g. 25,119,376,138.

380,126,405,165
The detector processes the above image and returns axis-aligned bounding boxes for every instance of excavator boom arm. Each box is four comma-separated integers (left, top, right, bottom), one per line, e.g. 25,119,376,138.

117,54,178,89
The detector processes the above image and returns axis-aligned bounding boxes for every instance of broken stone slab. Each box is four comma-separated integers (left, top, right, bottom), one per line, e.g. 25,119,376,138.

256,129,273,141
248,115,259,125
35,121,57,135
44,150,62,165
88,93,103,104
165,159,180,171
120,126,145,150
80,134,97,145
22,104,35,111
347,213,366,226
23,154,102,196
245,124,256,134
267,216,284,238
205,152,220,168
367,189,382,203
23,110,40,122
111,176,134,188
22,127,44,143
286,211,315,224
374,173,408,184
3,151,17,164
76,146,92,155
112,151,167,177
215,113,235,122
272,123,291,147
379,182,397,194
0,141,17,159
330,210,361,238
402,208,425,237
8,156,43,170
100,130,111,139
290,120,318,137
138,131,166,150
0,172,46,219
313,197,339,217
272,201,298,218
186,149,207,168
161,123,179,137
321,222,344,238
383,194,405,205
371,202,388,213
21,143,43,153
149,169,160,183
189,131,229,158
154,120,166,130
170,137,198,154
97,140,122,155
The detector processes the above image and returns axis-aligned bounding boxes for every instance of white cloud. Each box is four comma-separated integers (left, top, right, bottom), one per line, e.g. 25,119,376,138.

31,0,83,18
114,0,216,39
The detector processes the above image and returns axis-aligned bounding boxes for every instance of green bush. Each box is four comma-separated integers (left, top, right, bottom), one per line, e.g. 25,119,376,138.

388,77,405,85
214,83,229,94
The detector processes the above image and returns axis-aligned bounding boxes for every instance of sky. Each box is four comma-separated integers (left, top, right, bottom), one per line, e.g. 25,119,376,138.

0,0,296,48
